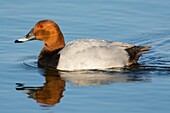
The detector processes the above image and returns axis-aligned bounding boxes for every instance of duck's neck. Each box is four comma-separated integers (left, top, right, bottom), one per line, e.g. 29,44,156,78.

44,32,65,52
38,32,65,68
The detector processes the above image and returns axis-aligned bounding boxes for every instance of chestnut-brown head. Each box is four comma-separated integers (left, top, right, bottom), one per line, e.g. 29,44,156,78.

34,20,60,41
15,20,65,51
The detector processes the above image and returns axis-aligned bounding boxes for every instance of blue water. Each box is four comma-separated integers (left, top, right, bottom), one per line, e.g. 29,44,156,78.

0,0,170,113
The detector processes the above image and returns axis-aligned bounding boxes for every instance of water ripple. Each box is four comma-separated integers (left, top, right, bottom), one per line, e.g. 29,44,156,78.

19,56,38,69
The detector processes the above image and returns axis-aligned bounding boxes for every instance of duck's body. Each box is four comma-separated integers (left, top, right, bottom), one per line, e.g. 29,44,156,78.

15,20,151,71
57,39,136,70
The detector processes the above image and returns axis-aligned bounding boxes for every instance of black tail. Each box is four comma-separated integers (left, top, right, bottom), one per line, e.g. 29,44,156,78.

126,46,151,65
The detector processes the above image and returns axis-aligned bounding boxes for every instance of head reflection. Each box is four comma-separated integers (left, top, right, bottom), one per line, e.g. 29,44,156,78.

16,69,65,106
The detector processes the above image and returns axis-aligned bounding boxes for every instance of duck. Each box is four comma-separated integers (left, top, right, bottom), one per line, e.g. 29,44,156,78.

15,20,151,71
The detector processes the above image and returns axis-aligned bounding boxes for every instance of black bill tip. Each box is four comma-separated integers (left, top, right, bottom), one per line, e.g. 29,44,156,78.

14,40,23,43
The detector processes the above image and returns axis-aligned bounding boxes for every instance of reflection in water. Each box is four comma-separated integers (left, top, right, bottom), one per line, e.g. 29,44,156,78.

16,70,65,107
16,67,150,107
59,70,149,86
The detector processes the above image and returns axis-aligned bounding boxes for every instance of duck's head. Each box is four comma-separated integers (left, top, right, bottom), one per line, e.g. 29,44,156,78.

15,20,65,51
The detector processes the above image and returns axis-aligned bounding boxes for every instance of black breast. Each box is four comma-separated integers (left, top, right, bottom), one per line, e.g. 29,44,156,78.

38,49,61,69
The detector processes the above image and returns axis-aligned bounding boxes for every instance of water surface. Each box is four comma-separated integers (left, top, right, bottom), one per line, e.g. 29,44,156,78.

0,0,170,113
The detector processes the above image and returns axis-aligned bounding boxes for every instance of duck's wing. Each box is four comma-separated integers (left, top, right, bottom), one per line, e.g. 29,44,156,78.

111,42,134,48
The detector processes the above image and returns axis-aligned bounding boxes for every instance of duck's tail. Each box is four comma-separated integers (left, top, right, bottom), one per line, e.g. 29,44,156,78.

126,46,151,65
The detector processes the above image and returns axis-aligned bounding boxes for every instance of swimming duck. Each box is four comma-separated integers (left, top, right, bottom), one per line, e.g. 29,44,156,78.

15,20,151,71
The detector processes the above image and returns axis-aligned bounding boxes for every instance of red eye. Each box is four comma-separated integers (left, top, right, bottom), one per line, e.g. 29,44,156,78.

40,25,44,28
